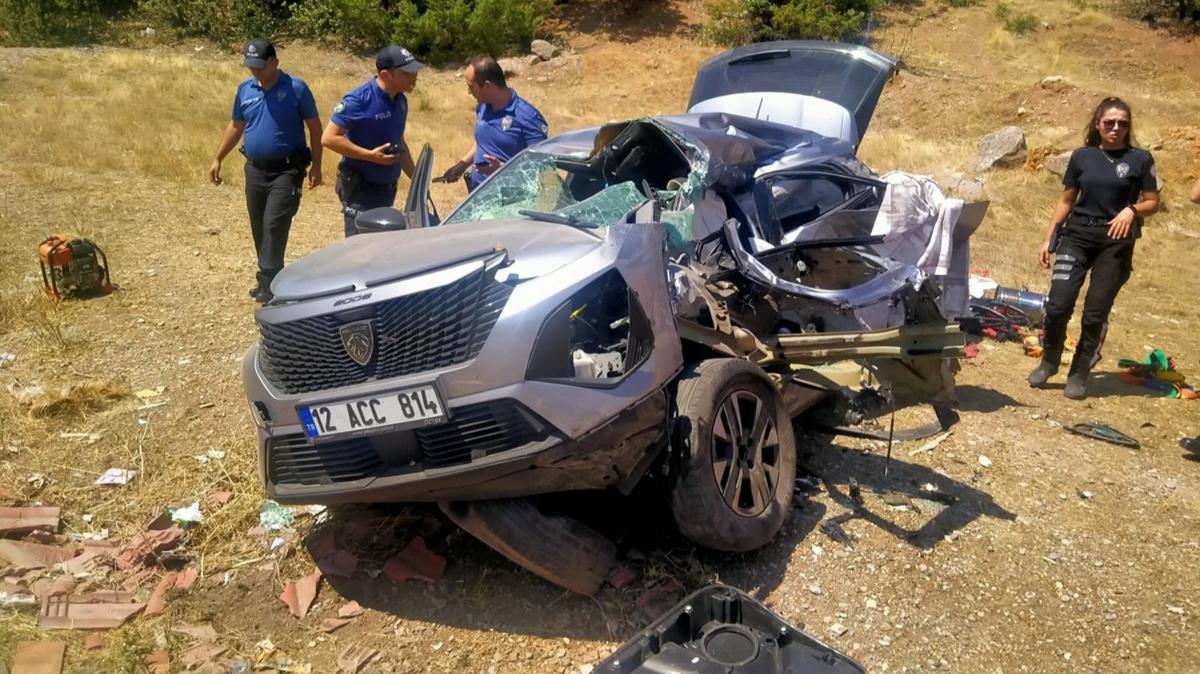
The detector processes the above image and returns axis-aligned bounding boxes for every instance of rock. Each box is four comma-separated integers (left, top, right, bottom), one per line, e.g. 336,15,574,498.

530,39,558,61
1040,75,1073,93
973,126,1027,172
497,57,526,79
1044,150,1073,177
949,176,986,201
978,455,993,468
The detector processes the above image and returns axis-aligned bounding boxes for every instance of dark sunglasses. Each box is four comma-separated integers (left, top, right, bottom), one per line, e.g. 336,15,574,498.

1101,119,1129,130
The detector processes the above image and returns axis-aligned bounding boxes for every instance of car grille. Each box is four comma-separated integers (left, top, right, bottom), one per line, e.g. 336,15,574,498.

416,400,548,467
267,401,552,486
258,269,512,395
267,434,383,486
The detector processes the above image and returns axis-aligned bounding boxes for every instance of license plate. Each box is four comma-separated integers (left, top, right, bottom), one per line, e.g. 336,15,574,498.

299,385,446,440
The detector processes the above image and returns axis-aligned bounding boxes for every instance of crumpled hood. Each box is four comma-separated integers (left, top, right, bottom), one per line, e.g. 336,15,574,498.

270,218,604,301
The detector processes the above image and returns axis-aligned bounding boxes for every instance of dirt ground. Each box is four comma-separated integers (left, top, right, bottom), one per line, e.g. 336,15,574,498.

0,0,1198,672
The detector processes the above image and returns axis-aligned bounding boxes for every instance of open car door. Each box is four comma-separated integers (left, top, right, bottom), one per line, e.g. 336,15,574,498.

403,143,439,228
687,41,896,149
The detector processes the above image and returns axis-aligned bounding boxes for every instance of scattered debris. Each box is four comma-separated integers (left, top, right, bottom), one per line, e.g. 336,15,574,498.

382,537,446,585
829,622,849,637
605,564,639,590
320,617,354,633
194,449,226,464
338,600,364,619
172,623,219,642
134,386,166,400
180,643,227,670
205,491,234,509
114,525,185,570
978,455,993,468
95,468,137,487
0,506,61,536
59,431,103,444
1066,423,1141,449
39,593,145,629
0,540,76,570
145,572,178,616
337,644,380,674
259,500,294,532
280,569,322,619
12,640,66,674
909,431,953,456
25,380,130,418
169,502,203,527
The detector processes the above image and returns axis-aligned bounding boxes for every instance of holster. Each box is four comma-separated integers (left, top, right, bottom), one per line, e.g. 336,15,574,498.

1048,221,1065,253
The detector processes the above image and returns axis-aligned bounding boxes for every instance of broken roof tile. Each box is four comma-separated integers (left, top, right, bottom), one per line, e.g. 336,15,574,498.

0,540,76,571
337,644,380,674
319,617,354,633
144,572,178,616
171,623,219,642
179,643,227,670
114,525,184,570
0,507,61,537
39,594,145,630
174,566,199,591
382,536,445,585
12,640,66,674
280,569,322,619
338,600,364,618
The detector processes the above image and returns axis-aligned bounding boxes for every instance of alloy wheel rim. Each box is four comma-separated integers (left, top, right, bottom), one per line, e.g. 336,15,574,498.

710,389,781,517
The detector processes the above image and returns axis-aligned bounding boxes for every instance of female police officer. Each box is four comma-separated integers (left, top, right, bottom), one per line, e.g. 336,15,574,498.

1028,97,1160,399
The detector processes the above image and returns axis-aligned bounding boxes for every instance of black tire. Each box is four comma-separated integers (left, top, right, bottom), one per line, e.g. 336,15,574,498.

670,359,797,552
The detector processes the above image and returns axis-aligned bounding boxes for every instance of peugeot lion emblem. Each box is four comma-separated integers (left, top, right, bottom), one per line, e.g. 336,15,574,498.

339,320,375,366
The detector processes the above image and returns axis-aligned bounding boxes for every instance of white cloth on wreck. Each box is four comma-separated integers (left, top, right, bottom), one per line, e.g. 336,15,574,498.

870,172,968,317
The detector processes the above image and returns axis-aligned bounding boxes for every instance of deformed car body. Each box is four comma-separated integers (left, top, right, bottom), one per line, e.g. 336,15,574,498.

242,41,977,591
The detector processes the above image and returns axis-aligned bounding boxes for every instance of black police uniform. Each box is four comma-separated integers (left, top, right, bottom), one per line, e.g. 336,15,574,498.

1042,145,1157,376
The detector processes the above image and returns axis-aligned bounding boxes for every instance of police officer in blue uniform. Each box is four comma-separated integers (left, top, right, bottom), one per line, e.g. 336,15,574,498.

439,56,548,191
322,45,423,237
210,38,323,304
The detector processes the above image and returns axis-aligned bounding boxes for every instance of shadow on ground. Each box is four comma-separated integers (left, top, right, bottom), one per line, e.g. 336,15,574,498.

314,427,1015,638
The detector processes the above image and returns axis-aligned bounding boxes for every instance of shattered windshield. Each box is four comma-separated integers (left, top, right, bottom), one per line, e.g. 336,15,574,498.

443,152,649,228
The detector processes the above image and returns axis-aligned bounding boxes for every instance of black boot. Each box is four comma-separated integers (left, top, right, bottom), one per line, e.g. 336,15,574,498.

1028,361,1058,388
1064,372,1088,400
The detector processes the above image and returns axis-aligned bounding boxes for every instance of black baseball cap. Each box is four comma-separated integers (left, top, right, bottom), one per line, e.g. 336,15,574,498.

375,45,425,73
243,38,276,68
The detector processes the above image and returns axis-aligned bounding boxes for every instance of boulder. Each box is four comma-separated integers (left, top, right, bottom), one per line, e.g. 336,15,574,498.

497,57,526,79
973,126,1028,172
1043,150,1073,178
530,39,558,61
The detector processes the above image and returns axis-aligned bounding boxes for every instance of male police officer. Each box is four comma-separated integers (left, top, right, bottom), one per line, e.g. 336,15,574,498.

439,55,548,190
323,45,423,237
210,38,322,304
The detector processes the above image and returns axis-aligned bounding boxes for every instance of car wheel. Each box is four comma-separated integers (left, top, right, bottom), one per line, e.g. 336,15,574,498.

670,359,797,552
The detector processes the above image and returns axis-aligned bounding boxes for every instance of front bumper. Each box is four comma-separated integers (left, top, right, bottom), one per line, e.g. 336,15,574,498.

261,390,668,504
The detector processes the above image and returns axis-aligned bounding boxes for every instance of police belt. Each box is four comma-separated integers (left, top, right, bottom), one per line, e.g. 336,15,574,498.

1068,213,1114,227
242,147,311,172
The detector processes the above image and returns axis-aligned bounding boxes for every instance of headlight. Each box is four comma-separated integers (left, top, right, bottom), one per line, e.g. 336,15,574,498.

526,269,654,385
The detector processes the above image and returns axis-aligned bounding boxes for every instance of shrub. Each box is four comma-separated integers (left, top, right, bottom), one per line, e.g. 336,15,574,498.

1004,12,1038,32
701,0,880,45
1120,0,1200,29
0,0,129,45
940,0,980,6
290,0,393,49
139,0,289,44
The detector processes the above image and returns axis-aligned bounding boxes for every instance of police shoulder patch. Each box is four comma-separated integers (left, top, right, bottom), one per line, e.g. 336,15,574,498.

540,123,549,135
333,102,345,114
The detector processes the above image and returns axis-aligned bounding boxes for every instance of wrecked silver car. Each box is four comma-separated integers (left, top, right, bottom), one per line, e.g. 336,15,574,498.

242,41,979,593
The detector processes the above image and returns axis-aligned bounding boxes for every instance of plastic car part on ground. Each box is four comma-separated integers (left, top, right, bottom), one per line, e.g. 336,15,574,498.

1065,423,1141,449
596,584,865,673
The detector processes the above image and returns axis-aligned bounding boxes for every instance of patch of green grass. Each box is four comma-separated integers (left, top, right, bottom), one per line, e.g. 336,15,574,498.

1005,13,1039,32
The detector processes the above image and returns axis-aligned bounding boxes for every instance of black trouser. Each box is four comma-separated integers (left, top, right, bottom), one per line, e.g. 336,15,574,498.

245,162,304,290
336,167,398,237
1042,224,1135,376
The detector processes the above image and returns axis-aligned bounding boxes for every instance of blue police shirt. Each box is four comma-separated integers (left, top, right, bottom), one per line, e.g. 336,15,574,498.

232,72,318,160
473,90,548,167
331,79,408,185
